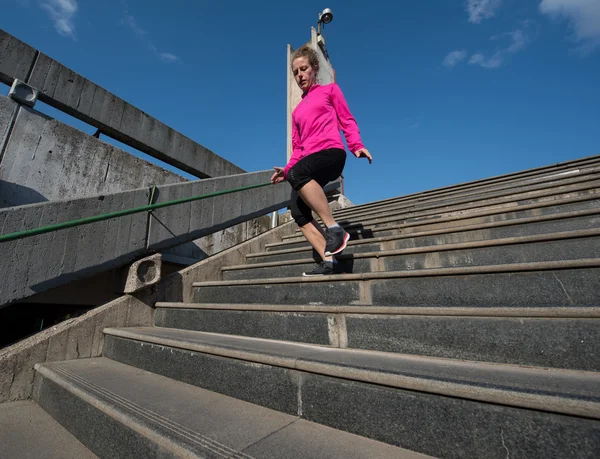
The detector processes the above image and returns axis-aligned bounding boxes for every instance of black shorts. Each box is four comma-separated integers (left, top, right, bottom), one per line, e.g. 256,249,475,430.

287,148,346,191
288,148,346,227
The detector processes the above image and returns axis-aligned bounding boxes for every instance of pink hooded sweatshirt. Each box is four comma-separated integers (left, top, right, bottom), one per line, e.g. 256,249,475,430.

284,83,365,179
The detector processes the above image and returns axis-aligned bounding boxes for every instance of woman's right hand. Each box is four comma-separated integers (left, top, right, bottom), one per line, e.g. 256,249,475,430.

356,148,373,164
271,166,285,184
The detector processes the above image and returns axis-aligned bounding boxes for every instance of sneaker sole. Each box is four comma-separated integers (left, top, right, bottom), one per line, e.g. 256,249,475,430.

324,232,350,257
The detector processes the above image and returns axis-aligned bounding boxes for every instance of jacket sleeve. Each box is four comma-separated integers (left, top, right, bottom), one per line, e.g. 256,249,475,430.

284,115,303,179
330,83,365,156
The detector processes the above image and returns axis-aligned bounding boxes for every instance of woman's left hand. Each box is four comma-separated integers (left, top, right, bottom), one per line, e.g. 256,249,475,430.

356,148,372,164
271,166,286,184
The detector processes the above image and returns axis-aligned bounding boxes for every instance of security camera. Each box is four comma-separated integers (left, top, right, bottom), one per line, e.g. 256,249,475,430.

319,8,333,24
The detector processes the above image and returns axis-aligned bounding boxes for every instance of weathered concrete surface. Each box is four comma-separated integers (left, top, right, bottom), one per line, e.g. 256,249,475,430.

0,29,243,179
0,95,17,155
0,95,184,207
20,214,272,307
0,218,298,401
123,253,162,294
0,294,152,402
0,30,37,86
0,171,292,307
0,94,273,266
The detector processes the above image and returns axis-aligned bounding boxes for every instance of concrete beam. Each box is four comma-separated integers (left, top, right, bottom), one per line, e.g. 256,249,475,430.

0,171,293,307
0,29,244,179
0,30,37,87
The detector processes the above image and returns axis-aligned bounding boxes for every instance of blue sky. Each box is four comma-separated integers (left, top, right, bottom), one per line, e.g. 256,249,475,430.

2,0,599,205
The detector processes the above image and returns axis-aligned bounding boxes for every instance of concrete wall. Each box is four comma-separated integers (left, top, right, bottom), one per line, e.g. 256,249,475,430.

0,29,243,179
0,96,184,208
0,171,292,307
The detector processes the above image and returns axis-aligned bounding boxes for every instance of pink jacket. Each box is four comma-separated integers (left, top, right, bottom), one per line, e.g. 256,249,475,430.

284,83,365,178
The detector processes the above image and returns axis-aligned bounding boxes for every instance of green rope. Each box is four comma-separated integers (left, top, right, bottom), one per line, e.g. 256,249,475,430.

0,181,273,243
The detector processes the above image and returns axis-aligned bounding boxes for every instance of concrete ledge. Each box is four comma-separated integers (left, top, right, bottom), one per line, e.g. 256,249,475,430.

0,217,298,402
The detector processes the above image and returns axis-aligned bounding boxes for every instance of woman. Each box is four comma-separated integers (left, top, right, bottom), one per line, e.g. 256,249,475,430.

271,45,372,276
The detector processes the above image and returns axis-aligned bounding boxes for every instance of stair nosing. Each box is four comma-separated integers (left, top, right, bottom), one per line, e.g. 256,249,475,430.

102,327,600,419
256,207,600,257
194,259,600,287
35,363,228,458
229,228,600,272
334,174,600,221
328,162,600,215
281,192,600,241
153,303,600,318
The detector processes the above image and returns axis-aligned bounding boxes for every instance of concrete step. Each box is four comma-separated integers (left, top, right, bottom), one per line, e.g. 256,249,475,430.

328,157,600,218
0,400,98,459
280,223,401,244
102,327,600,459
154,303,600,372
281,192,600,244
265,207,600,255
329,158,600,219
229,229,600,280
329,171,600,223
33,358,425,459
192,259,600,307
290,180,600,237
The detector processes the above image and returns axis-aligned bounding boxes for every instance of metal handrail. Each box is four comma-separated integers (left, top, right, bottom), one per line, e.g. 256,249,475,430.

0,181,274,243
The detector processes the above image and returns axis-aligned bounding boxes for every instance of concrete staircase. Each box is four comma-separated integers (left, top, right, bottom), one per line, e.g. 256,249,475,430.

23,158,600,458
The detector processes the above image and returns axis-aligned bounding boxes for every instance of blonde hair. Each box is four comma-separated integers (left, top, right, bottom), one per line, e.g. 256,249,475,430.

291,45,319,72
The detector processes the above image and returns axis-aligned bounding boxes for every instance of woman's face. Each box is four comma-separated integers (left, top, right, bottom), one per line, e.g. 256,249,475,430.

292,56,317,92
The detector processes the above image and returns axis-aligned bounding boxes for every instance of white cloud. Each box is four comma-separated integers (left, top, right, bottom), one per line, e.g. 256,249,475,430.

123,15,147,40
539,0,600,53
123,14,180,64
469,27,533,68
41,0,78,39
466,0,502,24
159,52,180,63
443,50,468,68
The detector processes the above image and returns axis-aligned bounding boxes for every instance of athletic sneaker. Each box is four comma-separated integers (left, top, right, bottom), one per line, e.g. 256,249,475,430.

324,226,350,256
303,261,335,277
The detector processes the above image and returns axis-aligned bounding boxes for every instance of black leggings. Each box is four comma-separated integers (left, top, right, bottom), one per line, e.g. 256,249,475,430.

288,148,346,227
